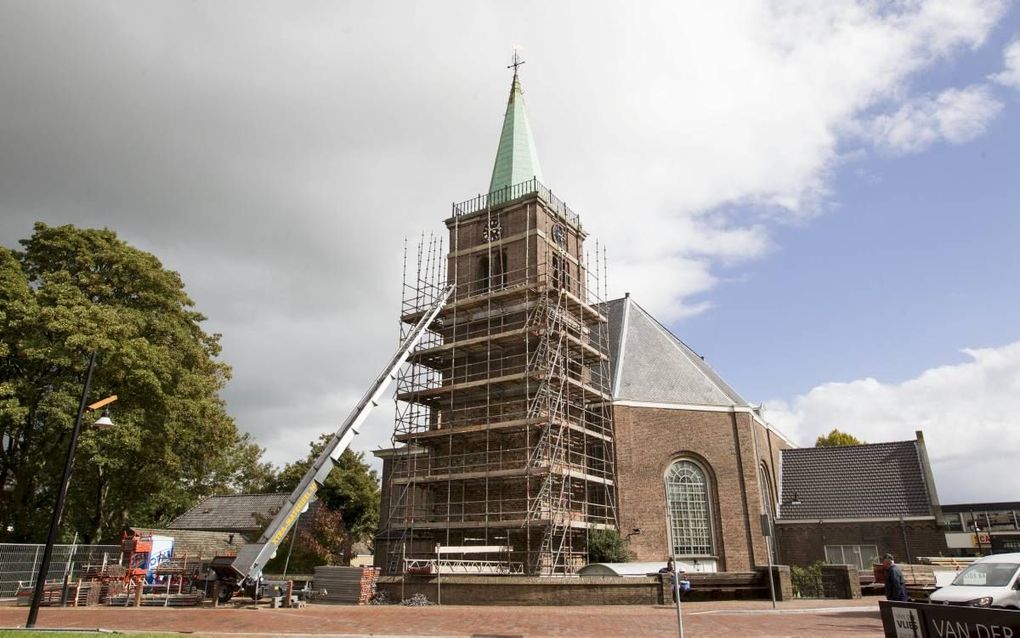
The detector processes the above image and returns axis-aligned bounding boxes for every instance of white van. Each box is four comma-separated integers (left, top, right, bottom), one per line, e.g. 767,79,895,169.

928,553,1020,609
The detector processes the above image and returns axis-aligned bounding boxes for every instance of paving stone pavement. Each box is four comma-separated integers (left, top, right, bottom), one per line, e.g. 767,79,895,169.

0,598,884,637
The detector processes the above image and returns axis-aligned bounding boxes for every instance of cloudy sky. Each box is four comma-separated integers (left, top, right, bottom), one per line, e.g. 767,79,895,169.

2,1,1017,504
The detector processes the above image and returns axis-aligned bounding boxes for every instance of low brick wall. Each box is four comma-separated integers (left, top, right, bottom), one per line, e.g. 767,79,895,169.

821,564,862,599
770,565,794,601
377,567,793,606
378,575,659,605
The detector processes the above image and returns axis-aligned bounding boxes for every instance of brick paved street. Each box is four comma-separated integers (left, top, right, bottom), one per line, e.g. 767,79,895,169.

0,598,884,637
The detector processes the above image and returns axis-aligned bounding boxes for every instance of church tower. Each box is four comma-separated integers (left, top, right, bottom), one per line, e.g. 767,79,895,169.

377,58,617,576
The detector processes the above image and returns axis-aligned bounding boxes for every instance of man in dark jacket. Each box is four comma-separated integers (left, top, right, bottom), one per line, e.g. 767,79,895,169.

884,553,909,601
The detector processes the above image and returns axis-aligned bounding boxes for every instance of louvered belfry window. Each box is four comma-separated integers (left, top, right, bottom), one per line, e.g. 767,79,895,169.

665,460,714,556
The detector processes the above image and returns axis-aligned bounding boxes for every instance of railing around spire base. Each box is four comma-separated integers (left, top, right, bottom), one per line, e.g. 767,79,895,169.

452,178,581,228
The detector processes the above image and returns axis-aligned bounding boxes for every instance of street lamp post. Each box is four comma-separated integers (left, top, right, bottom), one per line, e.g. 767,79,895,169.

26,351,116,629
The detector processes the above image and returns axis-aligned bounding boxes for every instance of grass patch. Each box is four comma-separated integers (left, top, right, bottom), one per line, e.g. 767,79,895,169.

0,632,185,637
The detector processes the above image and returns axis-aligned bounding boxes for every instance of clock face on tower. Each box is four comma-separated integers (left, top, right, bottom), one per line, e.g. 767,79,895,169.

482,218,501,242
552,224,566,248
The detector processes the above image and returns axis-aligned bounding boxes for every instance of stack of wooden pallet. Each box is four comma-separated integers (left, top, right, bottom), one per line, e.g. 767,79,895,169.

313,566,380,604
15,580,101,607
78,563,128,603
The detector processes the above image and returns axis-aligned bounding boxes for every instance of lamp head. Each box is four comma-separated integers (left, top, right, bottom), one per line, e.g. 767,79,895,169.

92,409,115,429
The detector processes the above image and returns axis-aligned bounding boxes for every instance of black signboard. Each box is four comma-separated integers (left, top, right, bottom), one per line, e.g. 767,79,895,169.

880,601,1020,638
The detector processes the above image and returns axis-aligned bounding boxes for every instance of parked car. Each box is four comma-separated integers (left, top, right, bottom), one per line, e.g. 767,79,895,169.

928,553,1020,609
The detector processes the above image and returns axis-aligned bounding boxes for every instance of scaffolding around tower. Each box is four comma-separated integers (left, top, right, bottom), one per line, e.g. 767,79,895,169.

377,178,617,577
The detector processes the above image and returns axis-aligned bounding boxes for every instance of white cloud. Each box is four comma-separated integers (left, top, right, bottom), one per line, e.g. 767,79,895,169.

765,341,1020,503
548,0,1008,320
991,39,1020,89
865,85,1003,154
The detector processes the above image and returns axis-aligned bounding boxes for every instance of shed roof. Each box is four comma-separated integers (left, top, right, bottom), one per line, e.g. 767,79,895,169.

168,493,289,533
779,440,935,520
128,527,246,559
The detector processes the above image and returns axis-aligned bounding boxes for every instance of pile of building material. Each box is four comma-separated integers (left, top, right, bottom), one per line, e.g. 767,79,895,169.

78,562,129,603
313,566,380,604
15,580,100,607
107,591,204,607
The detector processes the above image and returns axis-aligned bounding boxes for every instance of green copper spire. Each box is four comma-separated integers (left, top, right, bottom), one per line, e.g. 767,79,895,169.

488,55,544,194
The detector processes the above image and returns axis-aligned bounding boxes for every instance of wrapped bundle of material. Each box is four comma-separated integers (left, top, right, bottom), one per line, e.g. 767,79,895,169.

313,566,380,604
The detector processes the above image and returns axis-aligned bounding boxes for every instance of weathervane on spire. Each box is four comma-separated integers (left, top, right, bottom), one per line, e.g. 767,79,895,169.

508,48,525,75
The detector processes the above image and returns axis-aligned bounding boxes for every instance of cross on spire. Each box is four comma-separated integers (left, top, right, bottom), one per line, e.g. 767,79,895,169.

489,48,543,193
508,49,525,75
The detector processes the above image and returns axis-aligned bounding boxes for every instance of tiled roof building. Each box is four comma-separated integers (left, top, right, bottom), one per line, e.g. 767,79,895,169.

169,493,289,535
775,433,946,567
779,440,936,521
128,527,246,558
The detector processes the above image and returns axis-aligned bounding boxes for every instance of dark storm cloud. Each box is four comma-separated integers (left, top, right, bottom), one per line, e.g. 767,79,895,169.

0,2,514,465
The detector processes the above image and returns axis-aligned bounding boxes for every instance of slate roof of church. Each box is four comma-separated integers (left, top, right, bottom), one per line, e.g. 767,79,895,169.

778,440,935,520
605,296,748,406
169,493,290,533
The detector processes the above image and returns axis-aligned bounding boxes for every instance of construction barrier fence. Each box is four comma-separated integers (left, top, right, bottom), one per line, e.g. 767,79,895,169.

0,542,120,597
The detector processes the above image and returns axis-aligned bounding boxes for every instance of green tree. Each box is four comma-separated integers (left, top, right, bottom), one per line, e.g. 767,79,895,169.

0,223,270,542
272,434,380,545
263,505,352,574
791,561,825,598
587,529,630,563
815,428,864,447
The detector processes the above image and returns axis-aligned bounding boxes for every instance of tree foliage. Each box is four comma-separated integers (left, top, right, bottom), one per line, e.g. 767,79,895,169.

263,505,353,574
272,433,380,545
0,223,271,542
814,428,864,447
587,529,630,563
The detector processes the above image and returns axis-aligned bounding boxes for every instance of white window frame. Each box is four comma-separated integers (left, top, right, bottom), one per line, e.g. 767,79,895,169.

824,544,879,571
664,459,715,557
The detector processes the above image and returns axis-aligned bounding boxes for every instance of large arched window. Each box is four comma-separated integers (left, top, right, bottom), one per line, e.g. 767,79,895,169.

759,464,778,563
665,459,714,556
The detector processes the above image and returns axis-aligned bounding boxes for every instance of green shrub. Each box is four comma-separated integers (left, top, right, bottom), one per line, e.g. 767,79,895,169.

791,561,825,598
587,529,630,563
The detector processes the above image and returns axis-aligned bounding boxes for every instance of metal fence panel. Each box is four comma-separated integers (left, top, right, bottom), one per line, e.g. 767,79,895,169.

0,543,120,597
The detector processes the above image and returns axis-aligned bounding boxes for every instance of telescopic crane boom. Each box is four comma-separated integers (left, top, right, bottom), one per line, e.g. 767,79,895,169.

213,285,454,596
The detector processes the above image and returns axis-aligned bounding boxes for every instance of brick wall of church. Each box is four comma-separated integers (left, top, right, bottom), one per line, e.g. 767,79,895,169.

775,519,947,568
612,404,792,571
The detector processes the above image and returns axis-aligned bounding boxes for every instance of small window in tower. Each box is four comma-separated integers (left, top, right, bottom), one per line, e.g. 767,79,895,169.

479,251,508,292
478,255,490,293
551,254,568,290
494,250,508,289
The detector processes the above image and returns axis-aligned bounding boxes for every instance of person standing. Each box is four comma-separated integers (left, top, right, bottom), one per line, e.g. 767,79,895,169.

659,559,689,603
883,553,909,601
659,559,677,602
